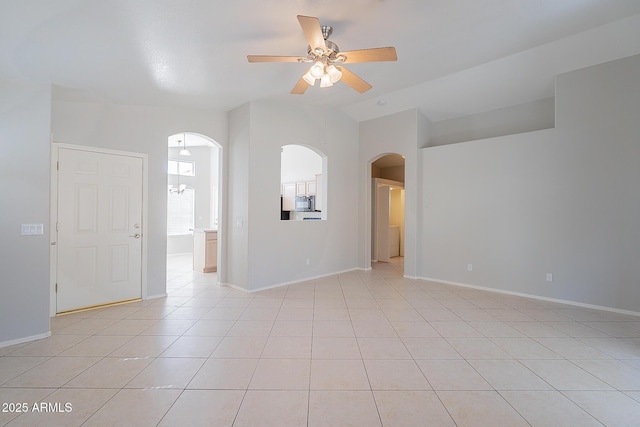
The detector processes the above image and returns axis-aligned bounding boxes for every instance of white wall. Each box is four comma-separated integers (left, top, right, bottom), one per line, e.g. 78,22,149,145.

427,97,555,147
281,145,322,184
227,101,359,291
226,103,250,288
0,80,52,345
358,109,430,277
419,54,640,312
52,99,228,297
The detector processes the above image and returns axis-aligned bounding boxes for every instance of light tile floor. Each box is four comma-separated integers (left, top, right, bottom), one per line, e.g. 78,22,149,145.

1,255,640,426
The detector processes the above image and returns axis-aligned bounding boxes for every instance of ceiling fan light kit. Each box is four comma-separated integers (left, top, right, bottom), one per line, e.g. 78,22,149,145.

327,65,342,83
309,61,325,79
320,73,333,88
247,15,397,94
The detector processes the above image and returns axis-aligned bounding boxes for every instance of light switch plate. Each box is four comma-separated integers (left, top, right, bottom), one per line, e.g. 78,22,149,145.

21,224,44,235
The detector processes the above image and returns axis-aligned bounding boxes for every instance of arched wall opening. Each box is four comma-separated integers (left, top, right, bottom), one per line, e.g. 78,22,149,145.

167,132,223,280
280,144,327,221
369,153,406,271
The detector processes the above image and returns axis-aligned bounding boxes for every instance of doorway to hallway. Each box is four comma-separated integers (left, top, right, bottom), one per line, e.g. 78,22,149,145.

371,153,405,270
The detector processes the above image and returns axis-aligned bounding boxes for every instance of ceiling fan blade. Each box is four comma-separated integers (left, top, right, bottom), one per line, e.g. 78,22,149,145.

340,47,397,63
291,77,310,94
337,66,372,93
297,15,326,52
247,55,302,63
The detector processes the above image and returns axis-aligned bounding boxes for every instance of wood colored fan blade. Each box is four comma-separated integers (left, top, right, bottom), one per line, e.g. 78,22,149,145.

247,55,302,63
291,77,311,94
340,47,397,63
297,15,326,52
336,66,372,93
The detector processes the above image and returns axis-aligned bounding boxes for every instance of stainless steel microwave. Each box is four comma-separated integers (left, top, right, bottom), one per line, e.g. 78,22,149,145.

295,195,315,212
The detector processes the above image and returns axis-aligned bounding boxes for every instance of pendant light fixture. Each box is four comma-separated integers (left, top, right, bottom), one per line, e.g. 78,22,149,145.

179,133,191,156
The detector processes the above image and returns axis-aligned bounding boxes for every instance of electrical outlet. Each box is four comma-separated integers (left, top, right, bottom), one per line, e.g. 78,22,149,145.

467,264,473,272
546,273,553,282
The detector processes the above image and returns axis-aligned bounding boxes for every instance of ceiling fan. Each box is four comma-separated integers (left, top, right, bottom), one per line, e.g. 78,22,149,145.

247,15,397,94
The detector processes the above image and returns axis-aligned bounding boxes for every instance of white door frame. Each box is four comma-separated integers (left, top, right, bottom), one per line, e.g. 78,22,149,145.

49,142,149,316
372,178,405,262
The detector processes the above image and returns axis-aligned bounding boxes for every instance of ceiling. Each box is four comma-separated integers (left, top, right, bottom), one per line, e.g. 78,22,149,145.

2,1,640,123
373,154,405,169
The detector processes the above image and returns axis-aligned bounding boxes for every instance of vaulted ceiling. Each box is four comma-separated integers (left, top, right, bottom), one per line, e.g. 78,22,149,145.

2,0,639,123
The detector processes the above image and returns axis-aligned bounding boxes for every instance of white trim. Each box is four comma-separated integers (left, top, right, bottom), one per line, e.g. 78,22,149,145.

49,138,58,316
220,282,251,294
418,276,640,318
0,332,51,349
49,142,149,316
374,178,405,189
144,293,168,300
141,150,149,306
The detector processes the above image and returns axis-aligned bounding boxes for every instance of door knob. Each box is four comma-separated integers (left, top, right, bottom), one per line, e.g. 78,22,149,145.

129,233,141,239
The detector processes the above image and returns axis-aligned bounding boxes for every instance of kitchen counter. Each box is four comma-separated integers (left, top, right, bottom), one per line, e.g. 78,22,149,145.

290,211,322,221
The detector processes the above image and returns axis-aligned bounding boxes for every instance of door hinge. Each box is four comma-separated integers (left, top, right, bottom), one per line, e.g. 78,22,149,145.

56,222,59,232
57,161,59,171
55,283,58,293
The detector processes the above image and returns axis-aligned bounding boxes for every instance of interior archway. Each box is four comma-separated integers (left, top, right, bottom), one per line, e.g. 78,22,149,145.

370,153,406,274
166,132,223,283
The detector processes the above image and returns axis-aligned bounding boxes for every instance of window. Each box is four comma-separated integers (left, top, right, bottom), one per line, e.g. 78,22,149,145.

167,188,195,235
167,159,196,235
168,160,195,176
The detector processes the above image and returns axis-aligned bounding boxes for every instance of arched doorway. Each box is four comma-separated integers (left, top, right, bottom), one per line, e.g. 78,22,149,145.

370,153,405,274
166,132,223,282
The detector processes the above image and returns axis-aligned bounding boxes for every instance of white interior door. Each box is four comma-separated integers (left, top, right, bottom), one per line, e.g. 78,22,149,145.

376,185,391,262
56,148,143,313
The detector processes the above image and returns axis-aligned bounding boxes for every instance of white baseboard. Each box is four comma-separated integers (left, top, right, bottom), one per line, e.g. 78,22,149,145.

418,276,640,318
144,293,168,300
219,282,251,294
0,331,52,349
222,268,360,294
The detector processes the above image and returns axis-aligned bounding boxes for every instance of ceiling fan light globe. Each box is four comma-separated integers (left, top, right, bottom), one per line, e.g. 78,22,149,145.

320,73,333,88
302,71,316,86
327,65,342,83
310,61,324,79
